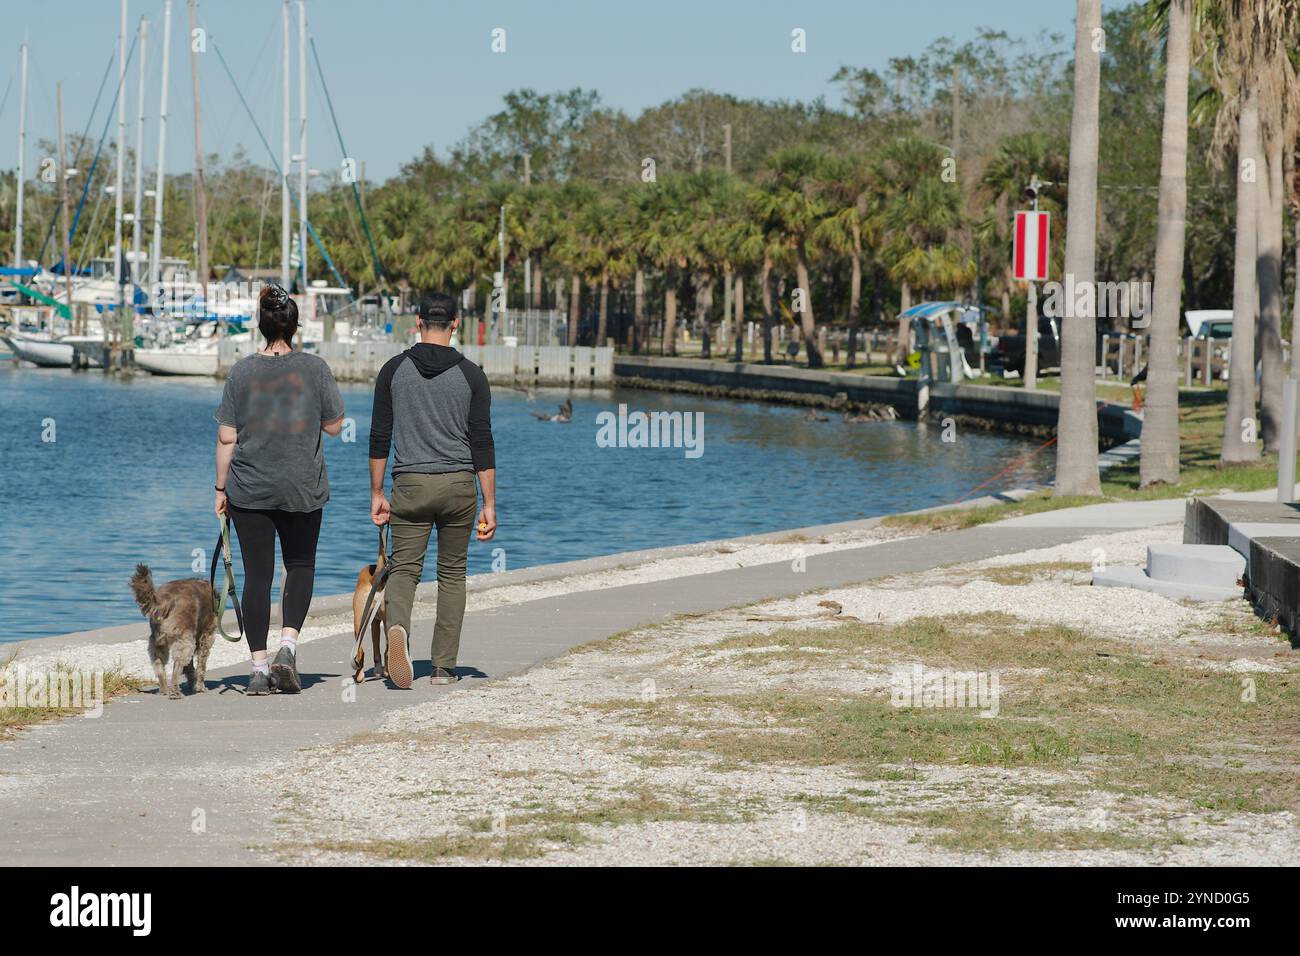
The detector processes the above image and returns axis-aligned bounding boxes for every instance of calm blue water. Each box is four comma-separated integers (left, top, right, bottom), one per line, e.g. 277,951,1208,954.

0,364,1055,640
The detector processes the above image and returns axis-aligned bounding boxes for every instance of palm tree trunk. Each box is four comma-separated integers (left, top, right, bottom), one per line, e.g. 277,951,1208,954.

1256,117,1284,453
664,277,678,357
567,274,581,347
761,257,774,364
733,273,745,362
1222,79,1262,464
533,259,544,310
1293,214,1300,379
896,282,912,365
597,276,610,346
847,230,862,369
1139,0,1190,488
634,265,645,355
795,250,823,367
1055,0,1103,497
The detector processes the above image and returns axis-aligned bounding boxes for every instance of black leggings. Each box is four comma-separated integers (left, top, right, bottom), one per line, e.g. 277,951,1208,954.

227,504,323,654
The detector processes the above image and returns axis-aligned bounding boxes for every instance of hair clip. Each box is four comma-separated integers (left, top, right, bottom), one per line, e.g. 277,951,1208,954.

261,283,289,308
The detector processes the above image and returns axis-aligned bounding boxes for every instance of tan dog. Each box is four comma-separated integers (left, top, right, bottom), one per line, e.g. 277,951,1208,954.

350,536,388,683
130,565,217,699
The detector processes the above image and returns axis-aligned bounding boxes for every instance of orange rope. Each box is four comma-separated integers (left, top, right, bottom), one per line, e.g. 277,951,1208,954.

952,435,1058,504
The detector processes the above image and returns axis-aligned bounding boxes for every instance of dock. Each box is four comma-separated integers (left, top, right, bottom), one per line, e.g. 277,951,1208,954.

217,339,615,385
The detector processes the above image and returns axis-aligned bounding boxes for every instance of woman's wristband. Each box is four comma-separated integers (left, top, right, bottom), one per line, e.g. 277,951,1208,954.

215,485,225,492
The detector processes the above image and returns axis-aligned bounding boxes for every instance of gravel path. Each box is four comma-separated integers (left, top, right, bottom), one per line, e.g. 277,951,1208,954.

266,522,1300,866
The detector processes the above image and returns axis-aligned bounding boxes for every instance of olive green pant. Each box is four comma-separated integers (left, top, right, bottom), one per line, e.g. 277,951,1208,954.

384,470,478,670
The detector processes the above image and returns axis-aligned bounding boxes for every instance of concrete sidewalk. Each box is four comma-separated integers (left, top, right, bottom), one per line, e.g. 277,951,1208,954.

0,520,1110,866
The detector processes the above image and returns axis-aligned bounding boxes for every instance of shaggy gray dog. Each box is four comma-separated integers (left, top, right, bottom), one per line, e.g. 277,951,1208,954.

129,564,218,699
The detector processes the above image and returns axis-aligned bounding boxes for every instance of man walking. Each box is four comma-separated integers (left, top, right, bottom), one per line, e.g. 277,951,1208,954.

369,292,496,688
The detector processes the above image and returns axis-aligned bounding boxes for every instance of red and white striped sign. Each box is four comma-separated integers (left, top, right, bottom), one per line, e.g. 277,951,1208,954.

1013,210,1050,282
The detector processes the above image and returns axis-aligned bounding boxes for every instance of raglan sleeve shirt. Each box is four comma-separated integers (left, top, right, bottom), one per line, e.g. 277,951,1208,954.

461,358,496,472
368,353,401,461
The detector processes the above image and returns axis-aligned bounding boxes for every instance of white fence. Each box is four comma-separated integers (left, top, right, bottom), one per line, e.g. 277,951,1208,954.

217,338,612,385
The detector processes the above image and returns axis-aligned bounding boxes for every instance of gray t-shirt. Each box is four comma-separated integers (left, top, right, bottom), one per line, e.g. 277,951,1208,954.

215,351,345,512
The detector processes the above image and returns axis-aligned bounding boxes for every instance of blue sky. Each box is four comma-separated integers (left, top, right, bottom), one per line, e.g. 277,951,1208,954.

2,0,1081,182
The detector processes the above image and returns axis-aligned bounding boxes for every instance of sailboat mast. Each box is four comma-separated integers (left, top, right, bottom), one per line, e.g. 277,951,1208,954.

114,0,128,328
188,0,210,334
280,0,290,289
131,17,149,286
57,82,74,332
150,0,172,290
12,41,28,269
297,0,307,291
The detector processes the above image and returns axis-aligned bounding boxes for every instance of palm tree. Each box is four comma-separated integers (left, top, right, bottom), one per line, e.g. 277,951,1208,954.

755,147,831,367
814,155,873,367
634,175,692,355
870,137,972,362
1055,0,1104,498
1215,0,1294,464
1140,0,1192,487
719,180,767,362
1252,15,1298,453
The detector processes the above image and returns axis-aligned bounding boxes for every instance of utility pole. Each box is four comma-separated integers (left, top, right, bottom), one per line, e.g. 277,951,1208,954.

280,0,291,289
12,40,28,271
113,0,129,355
189,0,211,337
57,83,74,335
952,64,961,159
722,122,733,361
150,0,172,290
1024,178,1041,390
297,0,307,291
130,17,148,286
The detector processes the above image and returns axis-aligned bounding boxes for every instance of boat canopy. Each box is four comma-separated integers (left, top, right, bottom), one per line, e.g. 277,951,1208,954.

899,301,966,320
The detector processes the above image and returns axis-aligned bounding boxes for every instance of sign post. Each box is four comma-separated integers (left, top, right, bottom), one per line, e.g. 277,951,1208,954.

1013,207,1049,390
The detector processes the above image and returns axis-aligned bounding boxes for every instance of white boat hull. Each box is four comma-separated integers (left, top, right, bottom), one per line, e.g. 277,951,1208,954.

134,348,218,376
5,335,74,367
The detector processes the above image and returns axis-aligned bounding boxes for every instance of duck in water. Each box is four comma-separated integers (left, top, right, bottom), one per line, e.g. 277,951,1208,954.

532,397,573,423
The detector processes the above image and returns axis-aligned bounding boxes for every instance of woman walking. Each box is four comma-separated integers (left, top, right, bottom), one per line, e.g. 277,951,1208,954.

214,284,345,695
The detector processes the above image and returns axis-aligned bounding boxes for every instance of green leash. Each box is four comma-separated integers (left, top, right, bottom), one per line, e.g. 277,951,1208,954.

209,514,246,643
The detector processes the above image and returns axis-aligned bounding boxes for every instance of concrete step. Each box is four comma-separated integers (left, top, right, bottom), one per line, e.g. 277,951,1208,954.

1092,565,1242,602
1145,543,1244,587
1227,522,1300,559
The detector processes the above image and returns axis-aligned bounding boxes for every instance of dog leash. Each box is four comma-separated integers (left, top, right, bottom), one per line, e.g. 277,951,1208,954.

350,522,392,682
209,514,246,643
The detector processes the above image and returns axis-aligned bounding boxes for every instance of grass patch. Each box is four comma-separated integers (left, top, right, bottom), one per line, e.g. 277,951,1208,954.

514,789,749,828
0,665,140,736
893,807,1164,854
882,389,1281,533
312,789,744,863
313,825,590,863
598,615,1300,819
968,561,1094,586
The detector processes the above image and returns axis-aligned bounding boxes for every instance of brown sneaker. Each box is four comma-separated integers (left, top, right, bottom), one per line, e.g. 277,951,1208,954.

430,666,459,685
386,625,413,689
